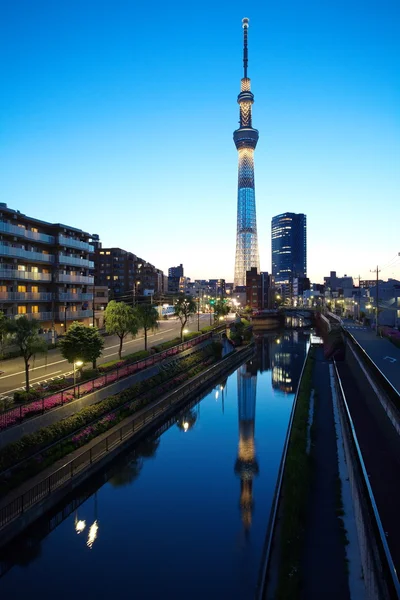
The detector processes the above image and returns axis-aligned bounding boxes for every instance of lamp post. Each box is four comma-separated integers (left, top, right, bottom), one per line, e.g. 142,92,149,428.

73,360,83,397
64,303,68,332
197,290,201,331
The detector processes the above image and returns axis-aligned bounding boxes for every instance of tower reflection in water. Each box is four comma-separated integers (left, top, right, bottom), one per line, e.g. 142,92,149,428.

234,361,259,531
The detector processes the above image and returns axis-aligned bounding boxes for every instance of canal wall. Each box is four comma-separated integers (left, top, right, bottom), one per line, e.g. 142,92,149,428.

0,340,211,448
0,344,254,549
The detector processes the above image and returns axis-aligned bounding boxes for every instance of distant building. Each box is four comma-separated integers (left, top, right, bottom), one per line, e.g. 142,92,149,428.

0,202,96,334
246,268,274,310
324,271,354,293
271,213,307,296
88,285,108,329
168,264,184,293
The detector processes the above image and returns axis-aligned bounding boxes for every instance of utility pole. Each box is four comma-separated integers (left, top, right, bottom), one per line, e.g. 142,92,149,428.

197,290,200,331
370,266,381,335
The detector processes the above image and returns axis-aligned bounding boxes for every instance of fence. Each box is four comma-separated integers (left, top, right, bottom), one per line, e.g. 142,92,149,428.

0,328,227,432
333,360,400,600
0,342,254,532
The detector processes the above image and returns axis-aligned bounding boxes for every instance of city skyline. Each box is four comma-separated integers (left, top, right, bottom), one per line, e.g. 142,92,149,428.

1,1,399,283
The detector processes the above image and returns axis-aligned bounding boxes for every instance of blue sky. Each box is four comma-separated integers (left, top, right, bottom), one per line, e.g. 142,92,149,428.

1,0,399,283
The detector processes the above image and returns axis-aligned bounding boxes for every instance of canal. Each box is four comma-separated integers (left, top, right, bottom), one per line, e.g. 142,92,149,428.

0,330,309,600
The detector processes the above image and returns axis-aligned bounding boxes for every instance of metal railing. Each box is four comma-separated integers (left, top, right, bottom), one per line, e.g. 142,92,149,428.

0,331,215,431
58,293,92,302
0,222,55,244
0,292,53,302
58,235,94,252
0,270,51,282
58,274,94,284
0,244,54,263
0,342,253,532
333,360,400,599
59,309,93,320
58,254,94,268
10,312,53,321
256,345,311,599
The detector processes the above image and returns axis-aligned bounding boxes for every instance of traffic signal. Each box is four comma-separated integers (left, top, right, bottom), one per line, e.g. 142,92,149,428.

209,299,215,305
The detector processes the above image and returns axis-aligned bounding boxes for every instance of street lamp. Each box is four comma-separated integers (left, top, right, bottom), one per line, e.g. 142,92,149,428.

73,360,83,396
183,328,189,341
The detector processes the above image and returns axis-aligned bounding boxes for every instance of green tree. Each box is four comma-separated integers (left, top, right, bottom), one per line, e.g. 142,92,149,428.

135,303,159,350
104,300,139,359
214,299,230,322
0,311,9,358
59,322,104,368
174,296,197,342
6,317,48,391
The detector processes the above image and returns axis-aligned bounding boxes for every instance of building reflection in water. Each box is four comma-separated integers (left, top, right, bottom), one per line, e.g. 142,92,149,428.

234,361,259,531
270,330,308,393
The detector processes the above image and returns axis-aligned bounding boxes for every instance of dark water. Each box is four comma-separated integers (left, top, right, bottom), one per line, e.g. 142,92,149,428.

0,331,309,600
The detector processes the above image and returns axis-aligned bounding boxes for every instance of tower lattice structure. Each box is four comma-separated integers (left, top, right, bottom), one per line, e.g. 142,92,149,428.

233,17,260,289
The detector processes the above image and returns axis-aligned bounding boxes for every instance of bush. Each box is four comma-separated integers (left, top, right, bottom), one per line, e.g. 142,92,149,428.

183,331,202,341
98,350,150,373
13,390,41,403
152,338,182,352
80,368,99,381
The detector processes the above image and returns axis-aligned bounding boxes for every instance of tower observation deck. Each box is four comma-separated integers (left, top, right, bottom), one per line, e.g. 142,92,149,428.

233,17,260,289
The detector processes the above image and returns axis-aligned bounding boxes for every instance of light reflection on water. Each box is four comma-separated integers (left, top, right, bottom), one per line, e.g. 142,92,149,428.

0,331,309,600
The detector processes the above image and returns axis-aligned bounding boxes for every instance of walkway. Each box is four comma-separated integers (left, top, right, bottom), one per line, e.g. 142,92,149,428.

341,321,400,394
301,347,350,600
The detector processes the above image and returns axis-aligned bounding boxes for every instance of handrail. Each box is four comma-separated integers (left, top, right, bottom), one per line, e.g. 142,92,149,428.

333,359,400,599
0,329,223,431
256,344,311,599
0,343,253,532
344,329,400,410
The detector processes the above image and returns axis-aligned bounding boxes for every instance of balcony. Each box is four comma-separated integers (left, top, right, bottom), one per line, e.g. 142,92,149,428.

58,235,94,252
13,312,53,321
58,274,94,284
59,309,93,321
0,269,52,282
0,292,53,302
58,254,94,268
0,222,54,244
0,244,54,263
58,292,92,302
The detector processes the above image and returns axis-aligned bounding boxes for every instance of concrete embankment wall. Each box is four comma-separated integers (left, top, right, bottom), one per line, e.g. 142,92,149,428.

0,341,210,448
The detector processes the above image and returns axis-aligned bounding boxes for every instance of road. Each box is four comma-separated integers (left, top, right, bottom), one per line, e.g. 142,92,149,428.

341,320,400,394
0,314,215,398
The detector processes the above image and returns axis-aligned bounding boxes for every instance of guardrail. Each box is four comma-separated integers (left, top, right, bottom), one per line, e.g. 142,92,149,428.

0,342,254,532
333,360,400,599
344,329,400,412
0,329,226,432
256,344,311,599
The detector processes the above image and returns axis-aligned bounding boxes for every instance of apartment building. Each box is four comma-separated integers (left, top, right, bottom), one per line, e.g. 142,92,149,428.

0,203,96,334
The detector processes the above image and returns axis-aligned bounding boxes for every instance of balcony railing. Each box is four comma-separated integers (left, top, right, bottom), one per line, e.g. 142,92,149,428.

58,293,92,302
12,312,53,321
59,309,93,320
58,235,94,252
58,274,94,284
0,270,52,282
58,254,94,268
0,222,54,244
0,292,53,302
0,244,54,263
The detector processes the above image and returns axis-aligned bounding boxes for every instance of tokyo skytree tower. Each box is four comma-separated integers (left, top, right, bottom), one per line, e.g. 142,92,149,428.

233,17,260,288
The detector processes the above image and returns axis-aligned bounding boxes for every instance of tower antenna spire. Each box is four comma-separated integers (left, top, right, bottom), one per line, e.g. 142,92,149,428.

242,17,249,78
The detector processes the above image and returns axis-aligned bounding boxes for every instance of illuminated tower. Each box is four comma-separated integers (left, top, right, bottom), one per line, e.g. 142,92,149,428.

234,363,259,530
234,17,260,289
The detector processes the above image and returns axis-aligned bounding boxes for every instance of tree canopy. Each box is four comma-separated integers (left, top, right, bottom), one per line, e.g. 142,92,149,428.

174,297,197,342
59,322,104,367
6,317,48,391
104,300,139,358
213,299,230,322
135,303,159,350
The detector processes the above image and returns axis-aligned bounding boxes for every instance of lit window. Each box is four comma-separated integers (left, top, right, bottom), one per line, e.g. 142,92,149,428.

18,285,26,292
32,305,39,313
31,227,38,233
42,269,49,274
18,306,27,314
106,251,111,255
31,266,38,273
17,224,26,230
100,251,104,255
0,285,6,292
113,276,119,281
31,286,38,293
18,265,26,271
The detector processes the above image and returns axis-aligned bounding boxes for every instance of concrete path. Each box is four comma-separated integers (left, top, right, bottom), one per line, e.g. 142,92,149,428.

342,321,400,394
301,347,350,600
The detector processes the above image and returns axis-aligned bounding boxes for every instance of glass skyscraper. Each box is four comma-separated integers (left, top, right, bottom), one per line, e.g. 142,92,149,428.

271,213,307,289
233,18,260,289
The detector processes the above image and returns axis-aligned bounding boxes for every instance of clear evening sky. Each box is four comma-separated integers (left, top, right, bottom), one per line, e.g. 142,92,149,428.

1,0,399,284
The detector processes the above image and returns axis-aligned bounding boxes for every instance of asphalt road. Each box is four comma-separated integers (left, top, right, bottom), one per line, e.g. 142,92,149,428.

341,320,400,394
0,314,214,398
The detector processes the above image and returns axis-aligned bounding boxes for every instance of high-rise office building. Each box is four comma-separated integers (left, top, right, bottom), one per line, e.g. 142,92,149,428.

233,18,260,289
271,213,307,292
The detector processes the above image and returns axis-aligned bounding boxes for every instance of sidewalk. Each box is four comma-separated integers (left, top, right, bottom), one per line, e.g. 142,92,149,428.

301,347,350,599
